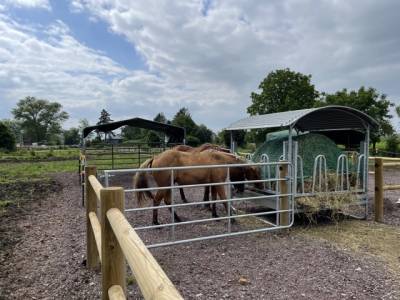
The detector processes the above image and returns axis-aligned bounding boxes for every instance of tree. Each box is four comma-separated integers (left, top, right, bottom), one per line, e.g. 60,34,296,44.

247,68,319,143
196,124,213,144
384,134,400,156
12,96,69,144
321,87,394,151
0,121,16,151
171,108,197,133
171,108,214,146
172,108,198,146
64,127,80,145
154,112,167,124
2,119,22,145
96,109,114,141
247,68,319,116
222,130,246,148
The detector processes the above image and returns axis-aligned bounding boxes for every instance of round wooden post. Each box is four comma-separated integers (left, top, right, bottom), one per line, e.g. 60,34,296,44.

279,163,289,226
100,187,126,300
85,166,99,269
374,158,384,222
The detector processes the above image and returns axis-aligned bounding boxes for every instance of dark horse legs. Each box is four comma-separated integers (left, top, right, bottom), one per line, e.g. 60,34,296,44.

152,190,182,225
179,186,211,209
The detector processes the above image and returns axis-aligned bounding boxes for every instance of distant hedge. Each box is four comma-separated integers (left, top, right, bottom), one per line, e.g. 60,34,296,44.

0,121,16,151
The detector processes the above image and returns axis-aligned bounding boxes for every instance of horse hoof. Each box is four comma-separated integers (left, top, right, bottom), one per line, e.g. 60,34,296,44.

212,214,220,220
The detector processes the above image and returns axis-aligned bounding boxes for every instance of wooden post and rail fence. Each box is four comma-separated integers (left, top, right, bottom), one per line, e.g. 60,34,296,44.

85,166,183,300
370,156,400,223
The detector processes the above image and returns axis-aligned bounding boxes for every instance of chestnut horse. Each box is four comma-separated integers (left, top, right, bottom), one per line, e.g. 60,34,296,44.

134,149,262,225
172,143,232,204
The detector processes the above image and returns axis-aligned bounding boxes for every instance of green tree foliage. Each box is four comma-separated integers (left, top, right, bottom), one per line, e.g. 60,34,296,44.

196,124,214,144
96,109,114,141
171,108,213,146
247,68,319,115
384,134,400,155
64,127,80,145
222,130,246,148
247,69,319,144
154,112,167,124
97,109,113,124
12,96,69,144
0,121,16,151
172,108,197,133
320,87,394,149
2,119,22,144
146,131,162,144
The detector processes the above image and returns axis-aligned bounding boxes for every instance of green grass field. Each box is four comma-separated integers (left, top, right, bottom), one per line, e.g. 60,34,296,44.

0,160,77,184
0,148,79,162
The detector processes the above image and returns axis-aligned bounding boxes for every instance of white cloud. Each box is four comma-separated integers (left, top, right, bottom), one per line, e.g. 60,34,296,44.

4,0,51,10
68,0,400,129
1,1,400,131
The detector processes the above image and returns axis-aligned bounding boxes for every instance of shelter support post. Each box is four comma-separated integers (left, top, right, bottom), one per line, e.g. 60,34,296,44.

374,158,384,222
279,163,289,226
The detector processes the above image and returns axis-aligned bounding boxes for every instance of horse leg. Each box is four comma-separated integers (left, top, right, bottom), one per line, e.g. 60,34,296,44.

211,186,218,218
164,190,182,223
179,188,188,203
203,186,211,210
152,191,164,226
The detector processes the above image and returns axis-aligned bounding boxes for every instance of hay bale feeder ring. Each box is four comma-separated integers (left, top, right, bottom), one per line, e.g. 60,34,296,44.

225,105,378,220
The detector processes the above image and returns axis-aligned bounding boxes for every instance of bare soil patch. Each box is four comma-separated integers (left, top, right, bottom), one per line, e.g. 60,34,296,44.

0,172,399,299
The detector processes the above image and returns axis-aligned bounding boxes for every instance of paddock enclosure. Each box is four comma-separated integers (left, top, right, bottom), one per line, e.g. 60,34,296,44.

226,105,377,218
80,105,389,299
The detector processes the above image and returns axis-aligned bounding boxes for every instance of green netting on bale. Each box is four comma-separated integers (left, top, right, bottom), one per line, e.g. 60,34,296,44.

252,132,344,178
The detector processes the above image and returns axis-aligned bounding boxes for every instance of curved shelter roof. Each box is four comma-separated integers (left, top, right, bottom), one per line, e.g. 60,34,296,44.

83,117,185,143
225,105,378,132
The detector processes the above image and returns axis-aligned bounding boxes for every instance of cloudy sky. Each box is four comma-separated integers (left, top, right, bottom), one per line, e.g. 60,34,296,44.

0,0,399,131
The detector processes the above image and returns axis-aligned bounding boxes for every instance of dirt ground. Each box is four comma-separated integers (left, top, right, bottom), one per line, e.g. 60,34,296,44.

0,171,399,299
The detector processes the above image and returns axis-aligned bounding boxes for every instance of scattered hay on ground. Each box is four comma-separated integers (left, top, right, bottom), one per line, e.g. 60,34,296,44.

296,191,359,223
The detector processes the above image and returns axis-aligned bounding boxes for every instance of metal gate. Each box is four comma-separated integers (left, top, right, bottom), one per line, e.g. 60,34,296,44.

102,160,294,248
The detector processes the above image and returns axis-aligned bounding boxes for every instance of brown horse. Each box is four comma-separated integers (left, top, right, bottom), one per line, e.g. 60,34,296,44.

172,143,232,204
134,149,262,225
173,143,230,153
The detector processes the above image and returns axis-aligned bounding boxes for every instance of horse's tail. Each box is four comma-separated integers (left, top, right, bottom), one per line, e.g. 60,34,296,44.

134,158,154,206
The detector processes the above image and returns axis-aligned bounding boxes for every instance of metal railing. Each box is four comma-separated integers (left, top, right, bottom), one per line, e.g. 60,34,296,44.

103,161,294,248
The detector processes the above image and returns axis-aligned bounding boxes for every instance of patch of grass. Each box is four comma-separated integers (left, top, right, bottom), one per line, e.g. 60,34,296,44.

0,148,79,161
296,220,400,276
0,199,14,208
0,199,16,213
0,160,77,183
126,275,136,286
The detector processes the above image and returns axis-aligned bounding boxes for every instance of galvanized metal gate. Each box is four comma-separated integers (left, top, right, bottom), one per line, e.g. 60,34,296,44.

102,160,294,248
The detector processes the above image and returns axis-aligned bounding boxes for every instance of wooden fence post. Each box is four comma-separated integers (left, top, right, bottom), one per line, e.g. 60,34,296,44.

374,158,384,222
100,187,126,300
279,163,289,226
85,166,99,268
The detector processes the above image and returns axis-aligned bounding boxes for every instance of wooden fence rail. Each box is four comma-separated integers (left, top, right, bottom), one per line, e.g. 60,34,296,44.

371,157,400,222
84,166,183,300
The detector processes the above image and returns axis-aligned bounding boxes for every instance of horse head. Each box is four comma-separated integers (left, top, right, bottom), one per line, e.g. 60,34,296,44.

244,166,263,189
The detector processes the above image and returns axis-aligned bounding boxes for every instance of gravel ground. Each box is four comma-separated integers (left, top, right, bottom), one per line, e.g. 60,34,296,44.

368,168,400,226
0,171,399,299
